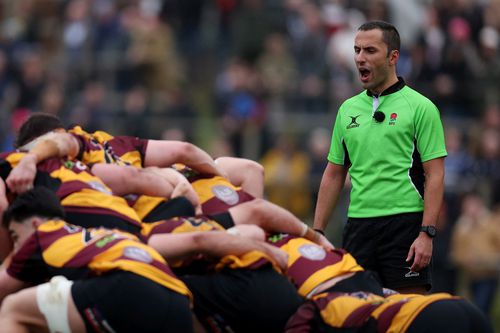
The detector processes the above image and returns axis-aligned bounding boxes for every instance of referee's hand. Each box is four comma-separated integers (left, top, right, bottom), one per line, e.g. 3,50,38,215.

406,234,433,272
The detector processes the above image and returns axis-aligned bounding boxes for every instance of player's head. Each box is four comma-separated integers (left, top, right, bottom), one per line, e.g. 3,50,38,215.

354,21,400,94
3,187,65,249
15,113,65,148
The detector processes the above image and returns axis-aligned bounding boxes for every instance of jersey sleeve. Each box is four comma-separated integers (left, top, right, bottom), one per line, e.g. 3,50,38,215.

7,233,49,284
327,108,348,165
110,136,149,167
414,102,447,162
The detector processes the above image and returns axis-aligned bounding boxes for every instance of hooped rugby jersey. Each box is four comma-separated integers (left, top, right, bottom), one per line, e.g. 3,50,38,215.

0,152,142,230
141,216,276,273
267,234,363,297
309,291,457,332
172,164,255,215
69,125,147,168
7,220,191,298
69,126,184,221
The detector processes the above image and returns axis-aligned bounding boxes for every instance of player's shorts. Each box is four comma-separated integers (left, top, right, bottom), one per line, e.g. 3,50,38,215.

208,212,235,229
343,212,432,290
71,271,192,333
142,196,196,222
65,211,142,234
324,271,384,296
407,298,494,333
181,266,302,333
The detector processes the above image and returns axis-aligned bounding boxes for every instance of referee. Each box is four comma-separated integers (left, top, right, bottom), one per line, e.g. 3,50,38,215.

313,21,447,294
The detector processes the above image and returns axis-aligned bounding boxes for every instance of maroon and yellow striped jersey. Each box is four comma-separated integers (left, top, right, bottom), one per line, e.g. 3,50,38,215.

172,164,255,215
7,220,191,298
68,126,181,221
140,216,225,242
141,216,276,272
267,234,364,297
0,152,142,230
310,291,457,332
69,126,147,168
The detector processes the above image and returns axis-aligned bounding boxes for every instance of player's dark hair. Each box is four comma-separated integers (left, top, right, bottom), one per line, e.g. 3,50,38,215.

15,113,64,148
3,187,65,228
358,21,400,55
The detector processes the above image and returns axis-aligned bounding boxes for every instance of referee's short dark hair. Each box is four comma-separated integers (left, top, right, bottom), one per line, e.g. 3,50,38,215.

3,187,65,228
358,21,400,54
15,113,64,148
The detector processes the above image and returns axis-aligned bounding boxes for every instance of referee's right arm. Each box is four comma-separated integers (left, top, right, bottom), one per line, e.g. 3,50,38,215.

313,162,348,232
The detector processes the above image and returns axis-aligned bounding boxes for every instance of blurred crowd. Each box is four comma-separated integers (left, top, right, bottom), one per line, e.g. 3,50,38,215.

0,0,498,320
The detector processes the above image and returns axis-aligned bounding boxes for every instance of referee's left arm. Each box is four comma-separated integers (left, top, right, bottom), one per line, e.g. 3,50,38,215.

407,157,444,272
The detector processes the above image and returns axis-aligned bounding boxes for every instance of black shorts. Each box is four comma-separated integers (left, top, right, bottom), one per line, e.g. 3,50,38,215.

343,212,432,290
181,266,302,333
65,211,141,234
408,298,494,333
208,212,235,229
325,271,384,296
72,272,193,333
142,196,195,222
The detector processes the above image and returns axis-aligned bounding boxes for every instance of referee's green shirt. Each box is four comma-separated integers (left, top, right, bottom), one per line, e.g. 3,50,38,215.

328,78,447,218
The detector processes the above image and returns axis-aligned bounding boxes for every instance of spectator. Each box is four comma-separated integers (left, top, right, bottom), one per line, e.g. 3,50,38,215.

451,192,500,318
260,133,311,219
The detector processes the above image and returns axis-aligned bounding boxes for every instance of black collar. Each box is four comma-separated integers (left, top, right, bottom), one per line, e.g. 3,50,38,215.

366,77,406,97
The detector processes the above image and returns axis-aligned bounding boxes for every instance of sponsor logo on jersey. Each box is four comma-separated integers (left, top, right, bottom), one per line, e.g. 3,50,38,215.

298,244,326,261
124,246,153,263
347,115,361,129
63,160,87,171
389,112,398,126
267,233,288,243
212,185,239,205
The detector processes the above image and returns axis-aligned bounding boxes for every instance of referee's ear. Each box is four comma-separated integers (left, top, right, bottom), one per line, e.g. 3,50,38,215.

389,49,399,66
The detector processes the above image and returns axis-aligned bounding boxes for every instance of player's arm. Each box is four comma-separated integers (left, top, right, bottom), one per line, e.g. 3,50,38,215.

214,157,265,198
313,162,348,231
407,157,444,271
228,199,334,249
144,140,226,177
6,132,80,193
142,167,201,213
0,269,28,306
148,230,288,270
91,164,201,213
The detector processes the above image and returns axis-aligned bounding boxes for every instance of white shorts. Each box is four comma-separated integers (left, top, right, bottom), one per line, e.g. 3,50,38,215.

36,276,73,333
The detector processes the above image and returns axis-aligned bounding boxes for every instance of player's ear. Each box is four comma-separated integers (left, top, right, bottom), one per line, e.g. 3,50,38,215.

31,217,44,228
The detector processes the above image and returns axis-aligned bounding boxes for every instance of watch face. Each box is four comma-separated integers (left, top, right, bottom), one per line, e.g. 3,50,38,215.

422,226,436,237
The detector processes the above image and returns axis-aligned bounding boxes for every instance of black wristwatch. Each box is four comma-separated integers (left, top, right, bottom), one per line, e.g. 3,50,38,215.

420,225,437,238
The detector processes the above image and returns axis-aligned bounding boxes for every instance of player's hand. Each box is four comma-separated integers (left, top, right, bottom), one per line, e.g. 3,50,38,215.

6,153,37,193
317,234,335,250
406,233,433,272
261,242,289,271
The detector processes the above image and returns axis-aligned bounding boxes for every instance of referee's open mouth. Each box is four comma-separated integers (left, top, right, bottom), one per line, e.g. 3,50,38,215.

359,68,371,83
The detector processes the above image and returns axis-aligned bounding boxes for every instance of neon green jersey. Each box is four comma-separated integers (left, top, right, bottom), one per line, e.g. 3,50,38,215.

328,79,447,218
